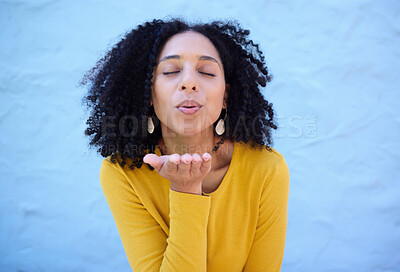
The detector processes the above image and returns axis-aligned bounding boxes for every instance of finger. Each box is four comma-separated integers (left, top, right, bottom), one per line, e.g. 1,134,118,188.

191,153,202,176
162,154,180,173
200,153,212,174
192,153,202,164
178,153,192,174
143,154,164,172
191,153,202,174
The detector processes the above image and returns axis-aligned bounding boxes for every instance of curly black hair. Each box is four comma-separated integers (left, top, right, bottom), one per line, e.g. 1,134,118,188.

81,18,277,170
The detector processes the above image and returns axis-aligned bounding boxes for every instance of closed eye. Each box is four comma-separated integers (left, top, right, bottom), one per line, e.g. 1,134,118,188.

199,72,215,77
163,71,180,75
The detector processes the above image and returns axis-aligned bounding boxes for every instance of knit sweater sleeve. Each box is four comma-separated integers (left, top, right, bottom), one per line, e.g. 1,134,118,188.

99,159,211,272
243,156,290,272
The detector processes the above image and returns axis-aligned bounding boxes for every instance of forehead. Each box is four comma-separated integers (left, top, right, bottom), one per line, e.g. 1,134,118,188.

158,31,221,61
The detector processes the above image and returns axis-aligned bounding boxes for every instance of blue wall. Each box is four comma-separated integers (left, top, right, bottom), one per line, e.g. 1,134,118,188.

1,0,399,271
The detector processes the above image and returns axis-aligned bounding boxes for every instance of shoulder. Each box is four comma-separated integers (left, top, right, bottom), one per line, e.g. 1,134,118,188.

235,141,286,168
234,141,289,189
100,154,128,178
100,154,150,187
99,156,128,191
100,154,163,193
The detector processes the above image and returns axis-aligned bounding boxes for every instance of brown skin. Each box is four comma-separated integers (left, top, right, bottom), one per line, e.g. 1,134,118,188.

143,152,212,195
143,139,234,195
143,31,232,195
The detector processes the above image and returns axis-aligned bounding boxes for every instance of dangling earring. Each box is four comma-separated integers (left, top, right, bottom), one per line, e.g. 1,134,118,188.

215,108,227,136
147,116,154,134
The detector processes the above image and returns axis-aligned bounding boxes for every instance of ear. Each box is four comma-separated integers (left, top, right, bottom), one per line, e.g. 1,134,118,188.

223,83,230,108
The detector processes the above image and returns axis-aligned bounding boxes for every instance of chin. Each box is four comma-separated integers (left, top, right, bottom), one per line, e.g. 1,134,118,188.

177,125,214,138
178,127,202,136
161,120,215,138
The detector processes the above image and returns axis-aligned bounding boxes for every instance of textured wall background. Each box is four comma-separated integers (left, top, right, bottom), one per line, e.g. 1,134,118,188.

1,0,399,271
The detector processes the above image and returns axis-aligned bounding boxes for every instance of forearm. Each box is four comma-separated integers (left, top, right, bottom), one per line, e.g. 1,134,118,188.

159,189,210,271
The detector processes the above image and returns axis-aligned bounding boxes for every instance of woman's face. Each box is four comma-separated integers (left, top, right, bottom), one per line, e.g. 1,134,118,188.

152,31,228,137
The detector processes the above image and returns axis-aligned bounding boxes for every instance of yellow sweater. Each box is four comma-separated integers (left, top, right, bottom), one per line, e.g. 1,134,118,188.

100,141,290,272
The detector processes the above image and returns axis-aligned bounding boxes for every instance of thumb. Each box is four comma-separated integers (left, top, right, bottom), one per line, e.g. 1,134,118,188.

143,154,164,172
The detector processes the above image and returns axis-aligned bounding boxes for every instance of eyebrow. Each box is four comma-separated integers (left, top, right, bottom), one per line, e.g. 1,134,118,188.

158,55,221,68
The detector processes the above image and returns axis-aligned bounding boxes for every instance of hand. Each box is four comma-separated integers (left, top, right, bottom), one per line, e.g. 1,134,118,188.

143,153,212,195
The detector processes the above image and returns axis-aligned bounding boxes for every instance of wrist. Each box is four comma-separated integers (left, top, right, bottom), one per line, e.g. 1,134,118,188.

171,185,202,195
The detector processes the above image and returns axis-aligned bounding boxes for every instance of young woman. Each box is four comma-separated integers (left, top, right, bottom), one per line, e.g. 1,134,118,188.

82,18,289,272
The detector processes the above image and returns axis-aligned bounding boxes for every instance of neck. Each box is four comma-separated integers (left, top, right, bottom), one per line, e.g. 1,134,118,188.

158,126,220,155
158,126,234,174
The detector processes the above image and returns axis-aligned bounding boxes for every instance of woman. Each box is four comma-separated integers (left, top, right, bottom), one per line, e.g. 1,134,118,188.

82,18,289,271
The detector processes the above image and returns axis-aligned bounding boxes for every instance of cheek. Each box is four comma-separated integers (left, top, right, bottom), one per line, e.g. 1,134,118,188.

208,83,226,104
152,82,168,104
152,82,174,118
152,96,166,117
207,91,226,120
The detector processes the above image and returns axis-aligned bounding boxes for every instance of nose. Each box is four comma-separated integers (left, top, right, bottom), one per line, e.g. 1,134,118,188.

179,84,197,92
178,72,198,93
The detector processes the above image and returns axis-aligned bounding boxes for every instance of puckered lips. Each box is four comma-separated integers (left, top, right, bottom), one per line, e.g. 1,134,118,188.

176,99,203,115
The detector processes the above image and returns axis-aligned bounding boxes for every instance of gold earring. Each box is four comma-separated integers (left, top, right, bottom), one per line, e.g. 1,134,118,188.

215,108,227,136
147,117,154,134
